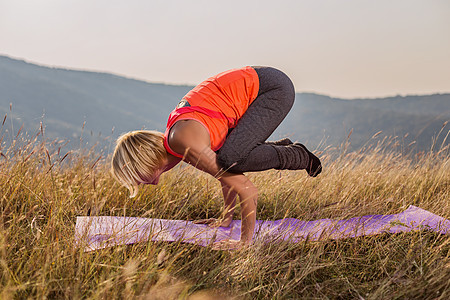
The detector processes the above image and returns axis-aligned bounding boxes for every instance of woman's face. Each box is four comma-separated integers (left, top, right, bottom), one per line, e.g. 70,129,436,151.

147,167,164,185
143,158,169,185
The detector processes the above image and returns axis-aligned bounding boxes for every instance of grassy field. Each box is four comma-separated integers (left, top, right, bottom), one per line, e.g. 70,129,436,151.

0,129,449,299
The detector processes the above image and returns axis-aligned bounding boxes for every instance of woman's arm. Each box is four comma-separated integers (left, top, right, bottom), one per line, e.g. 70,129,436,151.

218,173,257,244
192,181,237,227
194,181,237,227
220,183,237,227
168,120,257,245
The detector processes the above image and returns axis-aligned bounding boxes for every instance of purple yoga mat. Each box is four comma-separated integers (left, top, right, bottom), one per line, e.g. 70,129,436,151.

74,205,449,251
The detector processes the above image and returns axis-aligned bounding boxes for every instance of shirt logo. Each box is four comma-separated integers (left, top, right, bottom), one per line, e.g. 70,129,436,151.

176,99,191,109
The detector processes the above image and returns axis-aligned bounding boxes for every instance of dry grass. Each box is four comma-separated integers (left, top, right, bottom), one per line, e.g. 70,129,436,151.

0,128,449,299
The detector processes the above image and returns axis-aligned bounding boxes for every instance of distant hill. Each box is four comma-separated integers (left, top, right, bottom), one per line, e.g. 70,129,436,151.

0,55,192,151
278,93,450,152
1,55,449,154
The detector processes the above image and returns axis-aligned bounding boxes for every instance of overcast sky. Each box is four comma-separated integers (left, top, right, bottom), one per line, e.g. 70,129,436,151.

1,0,449,98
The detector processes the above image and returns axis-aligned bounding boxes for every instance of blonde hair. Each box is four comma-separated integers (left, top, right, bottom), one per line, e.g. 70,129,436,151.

111,130,167,197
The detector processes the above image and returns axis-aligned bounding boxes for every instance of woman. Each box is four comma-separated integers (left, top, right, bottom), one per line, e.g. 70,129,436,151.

111,66,322,250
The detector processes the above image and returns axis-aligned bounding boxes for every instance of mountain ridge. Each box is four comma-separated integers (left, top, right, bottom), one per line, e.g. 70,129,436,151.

1,55,448,154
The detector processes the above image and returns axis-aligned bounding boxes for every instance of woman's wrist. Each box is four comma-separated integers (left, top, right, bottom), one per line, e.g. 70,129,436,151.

239,237,252,246
219,217,232,227
240,232,253,244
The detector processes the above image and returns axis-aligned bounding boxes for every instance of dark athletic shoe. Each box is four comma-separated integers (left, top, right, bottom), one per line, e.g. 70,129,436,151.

294,143,322,177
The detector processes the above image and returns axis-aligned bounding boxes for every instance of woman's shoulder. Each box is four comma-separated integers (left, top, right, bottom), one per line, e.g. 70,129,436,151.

168,120,211,154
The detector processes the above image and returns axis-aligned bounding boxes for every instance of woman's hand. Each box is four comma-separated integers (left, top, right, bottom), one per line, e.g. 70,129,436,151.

193,218,232,228
211,239,249,251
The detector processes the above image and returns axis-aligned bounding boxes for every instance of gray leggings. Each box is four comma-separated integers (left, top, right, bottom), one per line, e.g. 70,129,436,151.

216,66,297,172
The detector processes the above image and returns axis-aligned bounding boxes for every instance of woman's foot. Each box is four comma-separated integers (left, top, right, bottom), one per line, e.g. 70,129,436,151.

293,143,322,177
271,140,322,176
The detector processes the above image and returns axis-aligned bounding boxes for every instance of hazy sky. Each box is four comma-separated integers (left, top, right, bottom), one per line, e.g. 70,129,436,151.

1,0,449,98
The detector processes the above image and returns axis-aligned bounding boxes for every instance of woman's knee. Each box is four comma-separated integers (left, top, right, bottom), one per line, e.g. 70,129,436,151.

216,150,244,173
216,151,235,169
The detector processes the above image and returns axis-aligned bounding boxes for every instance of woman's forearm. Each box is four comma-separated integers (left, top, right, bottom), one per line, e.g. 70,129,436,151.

222,184,237,225
220,175,258,243
238,187,257,243
220,173,258,244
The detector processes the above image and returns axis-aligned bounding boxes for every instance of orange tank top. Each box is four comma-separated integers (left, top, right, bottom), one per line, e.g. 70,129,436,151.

164,66,259,158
